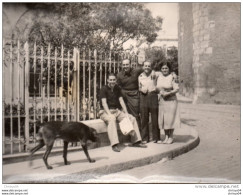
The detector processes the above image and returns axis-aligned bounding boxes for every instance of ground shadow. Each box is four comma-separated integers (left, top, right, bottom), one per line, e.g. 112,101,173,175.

159,134,195,143
32,156,109,169
174,135,196,143
181,118,197,126
55,156,110,167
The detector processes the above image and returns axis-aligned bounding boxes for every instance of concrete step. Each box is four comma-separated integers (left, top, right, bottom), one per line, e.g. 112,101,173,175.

3,123,199,183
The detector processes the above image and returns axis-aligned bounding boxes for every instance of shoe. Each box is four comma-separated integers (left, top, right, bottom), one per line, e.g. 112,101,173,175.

141,140,148,144
112,145,120,152
157,140,163,144
163,136,169,144
132,142,147,148
167,138,174,144
153,140,158,143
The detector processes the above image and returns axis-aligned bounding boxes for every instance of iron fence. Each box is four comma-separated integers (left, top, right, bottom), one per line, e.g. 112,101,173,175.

2,39,138,155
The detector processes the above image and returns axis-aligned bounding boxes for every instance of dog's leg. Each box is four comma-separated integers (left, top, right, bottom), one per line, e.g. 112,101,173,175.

29,140,45,167
81,143,95,163
63,141,71,165
43,143,54,169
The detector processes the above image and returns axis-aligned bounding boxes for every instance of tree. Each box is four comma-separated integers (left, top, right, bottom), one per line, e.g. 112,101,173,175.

167,46,178,75
144,47,167,71
90,3,162,50
144,46,178,74
13,3,163,51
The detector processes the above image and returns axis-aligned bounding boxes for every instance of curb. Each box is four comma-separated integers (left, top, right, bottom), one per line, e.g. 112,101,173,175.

37,127,200,183
3,125,200,183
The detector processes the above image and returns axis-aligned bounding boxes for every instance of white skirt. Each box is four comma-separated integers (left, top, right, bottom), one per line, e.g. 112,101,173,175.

158,96,181,130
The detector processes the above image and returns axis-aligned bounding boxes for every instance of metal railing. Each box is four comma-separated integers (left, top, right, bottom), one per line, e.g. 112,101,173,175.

2,39,138,155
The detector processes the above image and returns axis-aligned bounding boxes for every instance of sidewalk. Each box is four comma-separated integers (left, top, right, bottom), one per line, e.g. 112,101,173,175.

177,93,193,103
3,123,199,183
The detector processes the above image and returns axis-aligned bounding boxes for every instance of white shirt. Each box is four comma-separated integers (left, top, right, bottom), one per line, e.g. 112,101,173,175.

138,70,157,94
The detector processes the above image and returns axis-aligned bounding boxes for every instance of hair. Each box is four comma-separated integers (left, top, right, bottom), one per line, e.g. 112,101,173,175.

122,59,131,64
107,73,116,79
143,61,152,65
160,63,172,72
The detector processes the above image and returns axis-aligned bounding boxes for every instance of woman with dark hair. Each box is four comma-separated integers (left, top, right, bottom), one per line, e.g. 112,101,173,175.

156,63,180,144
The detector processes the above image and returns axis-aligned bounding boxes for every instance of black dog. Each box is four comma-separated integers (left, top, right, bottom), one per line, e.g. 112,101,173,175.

29,121,99,169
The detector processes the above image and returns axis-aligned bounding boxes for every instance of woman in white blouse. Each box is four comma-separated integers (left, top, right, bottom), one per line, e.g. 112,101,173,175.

156,63,180,144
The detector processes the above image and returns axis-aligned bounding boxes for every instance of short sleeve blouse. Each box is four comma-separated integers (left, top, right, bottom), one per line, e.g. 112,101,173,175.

156,73,179,91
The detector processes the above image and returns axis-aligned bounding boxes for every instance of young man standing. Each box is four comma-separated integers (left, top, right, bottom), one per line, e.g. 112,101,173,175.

138,61,160,143
99,73,147,152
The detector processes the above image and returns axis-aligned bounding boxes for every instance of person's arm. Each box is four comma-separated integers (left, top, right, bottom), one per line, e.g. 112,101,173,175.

116,73,122,87
119,97,129,117
101,98,112,115
155,72,162,93
136,66,144,75
161,80,179,98
171,72,179,83
161,88,178,98
138,75,147,94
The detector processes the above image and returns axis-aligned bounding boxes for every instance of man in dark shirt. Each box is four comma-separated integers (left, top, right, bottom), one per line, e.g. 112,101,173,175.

117,59,143,131
99,73,146,152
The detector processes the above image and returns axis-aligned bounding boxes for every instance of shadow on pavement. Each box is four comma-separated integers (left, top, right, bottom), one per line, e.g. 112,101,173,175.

174,135,195,143
31,156,109,169
54,156,110,167
181,118,197,126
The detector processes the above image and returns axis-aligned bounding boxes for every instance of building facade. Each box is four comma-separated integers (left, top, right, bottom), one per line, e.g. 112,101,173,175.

178,3,240,104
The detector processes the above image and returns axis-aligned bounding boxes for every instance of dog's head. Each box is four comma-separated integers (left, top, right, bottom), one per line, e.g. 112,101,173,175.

89,128,99,143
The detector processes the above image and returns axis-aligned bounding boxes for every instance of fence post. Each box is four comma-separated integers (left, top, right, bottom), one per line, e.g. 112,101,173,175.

47,43,51,121
94,49,97,119
61,44,64,121
3,39,5,154
72,47,79,121
24,41,30,151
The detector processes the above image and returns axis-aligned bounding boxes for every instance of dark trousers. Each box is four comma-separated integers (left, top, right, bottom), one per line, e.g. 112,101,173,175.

140,92,160,141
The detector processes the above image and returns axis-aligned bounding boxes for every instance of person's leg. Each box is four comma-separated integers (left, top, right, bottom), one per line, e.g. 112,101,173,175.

164,101,177,144
126,114,142,144
167,129,174,144
158,100,165,143
100,112,119,147
150,93,160,142
116,110,141,144
163,129,169,144
123,91,141,131
140,94,149,142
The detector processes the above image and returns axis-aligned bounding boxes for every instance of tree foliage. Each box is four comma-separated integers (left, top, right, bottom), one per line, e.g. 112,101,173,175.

14,3,163,51
145,47,167,71
167,46,178,75
145,46,178,74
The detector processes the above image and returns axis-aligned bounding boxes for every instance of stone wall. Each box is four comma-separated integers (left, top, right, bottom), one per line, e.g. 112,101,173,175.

178,3,194,98
178,3,240,104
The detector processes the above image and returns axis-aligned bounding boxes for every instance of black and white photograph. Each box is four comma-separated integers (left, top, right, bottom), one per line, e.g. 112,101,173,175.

1,1,241,193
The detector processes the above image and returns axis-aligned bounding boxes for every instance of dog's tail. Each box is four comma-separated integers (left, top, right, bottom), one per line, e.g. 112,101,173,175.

29,126,45,167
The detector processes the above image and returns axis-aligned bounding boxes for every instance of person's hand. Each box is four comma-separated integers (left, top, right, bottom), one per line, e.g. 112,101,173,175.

172,72,179,83
160,89,165,96
160,90,170,98
162,91,171,97
125,112,129,119
107,113,114,120
172,72,177,79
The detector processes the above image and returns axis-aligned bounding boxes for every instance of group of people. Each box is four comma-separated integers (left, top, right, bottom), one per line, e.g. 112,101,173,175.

99,59,180,152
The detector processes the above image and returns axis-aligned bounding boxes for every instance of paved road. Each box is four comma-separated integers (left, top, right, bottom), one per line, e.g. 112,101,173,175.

85,103,240,183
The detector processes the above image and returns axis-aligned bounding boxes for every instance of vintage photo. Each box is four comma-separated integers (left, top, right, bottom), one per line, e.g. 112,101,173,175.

2,2,240,186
